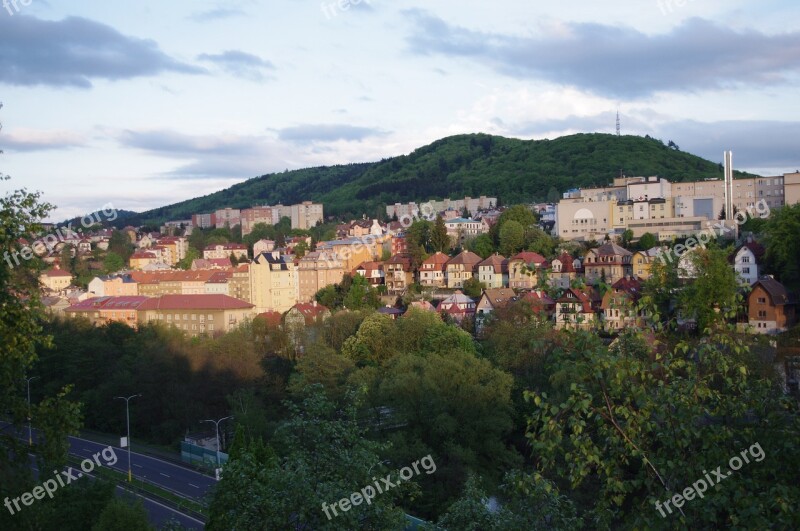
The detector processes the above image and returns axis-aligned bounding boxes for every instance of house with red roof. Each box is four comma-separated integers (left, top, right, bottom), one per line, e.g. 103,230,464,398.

255,311,283,328
439,291,476,322
285,301,331,327
65,296,150,327
521,290,556,318
354,261,385,287
445,251,482,289
385,254,414,294
601,277,644,331
39,266,73,294
584,242,633,285
549,252,582,290
419,252,450,288
136,294,255,336
555,288,597,331
508,252,548,289
203,243,248,261
477,254,508,289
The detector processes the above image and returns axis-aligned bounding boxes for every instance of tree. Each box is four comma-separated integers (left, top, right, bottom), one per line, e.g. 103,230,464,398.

208,387,406,530
763,203,800,291
499,220,525,257
468,234,495,259
430,215,451,254
637,232,658,250
546,186,561,203
108,229,134,261
0,178,82,528
491,205,537,245
294,240,309,259
91,498,152,531
462,277,485,298
526,330,800,528
620,229,634,248
103,252,125,273
525,227,556,257
678,245,741,332
177,247,199,270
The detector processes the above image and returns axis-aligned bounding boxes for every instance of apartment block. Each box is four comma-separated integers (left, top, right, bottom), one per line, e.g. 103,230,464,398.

291,201,324,230
137,294,255,337
297,251,345,302
215,208,241,229
241,206,274,236
250,251,298,313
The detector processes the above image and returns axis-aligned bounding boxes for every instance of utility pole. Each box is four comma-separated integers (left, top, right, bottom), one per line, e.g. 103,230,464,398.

201,416,232,479
115,394,141,482
25,376,38,446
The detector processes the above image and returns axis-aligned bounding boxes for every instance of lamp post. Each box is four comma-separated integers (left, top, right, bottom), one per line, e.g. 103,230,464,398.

115,394,141,482
25,376,38,446
201,416,232,476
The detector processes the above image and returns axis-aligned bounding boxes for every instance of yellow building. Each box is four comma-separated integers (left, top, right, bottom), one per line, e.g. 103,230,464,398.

137,294,255,337
250,251,299,313
297,251,344,302
39,267,73,293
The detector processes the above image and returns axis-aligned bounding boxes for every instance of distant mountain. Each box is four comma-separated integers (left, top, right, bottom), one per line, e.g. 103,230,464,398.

121,133,758,226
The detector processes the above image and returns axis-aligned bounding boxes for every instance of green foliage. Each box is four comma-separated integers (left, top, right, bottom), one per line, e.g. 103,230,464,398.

91,498,153,531
763,203,800,291
108,229,134,261
103,251,125,274
430,215,451,254
499,220,525,257
122,133,747,225
462,277,485,298
679,246,741,332
525,227,557,258
637,232,658,250
208,386,406,530
526,330,800,528
315,273,381,311
468,234,495,258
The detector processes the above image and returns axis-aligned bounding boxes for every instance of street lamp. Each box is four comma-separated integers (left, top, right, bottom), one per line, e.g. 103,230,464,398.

201,416,232,476
25,376,38,446
115,394,141,482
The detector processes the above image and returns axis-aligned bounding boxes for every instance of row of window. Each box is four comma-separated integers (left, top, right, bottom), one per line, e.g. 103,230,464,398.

165,314,214,321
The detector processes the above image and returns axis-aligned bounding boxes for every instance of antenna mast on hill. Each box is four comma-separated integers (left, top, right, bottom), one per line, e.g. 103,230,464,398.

616,109,621,137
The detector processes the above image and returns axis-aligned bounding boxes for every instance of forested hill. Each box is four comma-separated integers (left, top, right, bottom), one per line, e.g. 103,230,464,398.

122,133,758,225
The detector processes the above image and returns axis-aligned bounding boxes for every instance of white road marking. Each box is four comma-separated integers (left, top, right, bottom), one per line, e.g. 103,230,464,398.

189,483,199,488
160,472,170,478
133,464,143,468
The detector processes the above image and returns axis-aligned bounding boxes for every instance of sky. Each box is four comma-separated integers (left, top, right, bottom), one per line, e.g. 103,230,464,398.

1,0,799,221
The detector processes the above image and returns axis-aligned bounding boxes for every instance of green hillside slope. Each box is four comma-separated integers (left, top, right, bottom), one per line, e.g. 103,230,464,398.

123,133,756,225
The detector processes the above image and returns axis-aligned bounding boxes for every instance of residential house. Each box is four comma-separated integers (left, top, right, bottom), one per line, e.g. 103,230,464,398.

631,247,663,280
191,258,232,270
477,254,508,289
748,276,796,334
439,291,476,322
555,288,597,330
41,296,71,316
584,242,633,285
228,264,252,303
549,252,582,290
731,240,765,286
297,251,344,302
476,288,517,317
285,301,331,328
88,274,138,297
354,261,385,287
508,252,548,290
251,251,299,313
601,277,644,331
419,252,450,288
521,290,556,318
407,300,437,313
39,267,73,294
255,311,283,328
378,306,404,320
204,271,232,296
129,251,160,270
137,294,255,336
203,243,248,261
253,239,276,256
444,218,485,246
445,250,483,289
384,254,414,294
65,296,150,327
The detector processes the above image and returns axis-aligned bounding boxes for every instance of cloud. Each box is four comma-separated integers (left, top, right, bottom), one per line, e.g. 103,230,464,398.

0,15,204,88
403,11,800,99
197,50,275,81
278,124,388,143
188,8,246,22
0,129,86,152
119,130,263,158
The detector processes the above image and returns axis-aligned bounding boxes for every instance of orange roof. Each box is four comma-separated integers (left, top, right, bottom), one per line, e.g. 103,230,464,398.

43,268,72,277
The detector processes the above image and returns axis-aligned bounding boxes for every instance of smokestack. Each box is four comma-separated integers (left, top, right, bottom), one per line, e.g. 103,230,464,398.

724,151,734,221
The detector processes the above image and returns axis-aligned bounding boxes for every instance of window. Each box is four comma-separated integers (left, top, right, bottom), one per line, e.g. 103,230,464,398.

758,310,767,318
742,267,750,274
758,297,766,304
209,324,215,331
167,314,172,320
208,314,214,321
175,314,180,320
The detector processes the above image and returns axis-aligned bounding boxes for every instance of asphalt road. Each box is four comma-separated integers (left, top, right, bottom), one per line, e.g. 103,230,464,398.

3,422,213,529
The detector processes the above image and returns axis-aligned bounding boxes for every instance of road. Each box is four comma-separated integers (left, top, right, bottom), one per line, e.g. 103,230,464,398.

3,422,213,529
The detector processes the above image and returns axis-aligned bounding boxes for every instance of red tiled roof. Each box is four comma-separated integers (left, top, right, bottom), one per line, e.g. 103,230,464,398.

66,296,149,312
446,250,483,268
422,252,451,267
509,251,547,265
137,294,254,311
43,268,72,277
478,254,508,273
554,252,578,273
256,311,283,327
